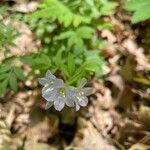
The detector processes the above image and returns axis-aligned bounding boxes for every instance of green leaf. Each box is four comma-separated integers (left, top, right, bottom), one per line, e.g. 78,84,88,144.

85,63,100,72
0,74,8,80
63,13,73,27
20,55,34,66
77,26,94,39
132,7,150,23
32,54,51,70
67,53,75,75
67,63,86,84
0,65,11,74
9,74,18,92
57,31,74,40
54,50,63,67
0,78,8,94
124,0,150,11
14,67,25,81
73,16,82,27
68,33,77,48
33,57,45,65
36,28,45,38
44,37,51,44
41,54,51,64
30,0,90,27
74,38,84,53
60,63,69,78
124,0,150,23
101,2,118,15
84,50,105,73
46,25,55,33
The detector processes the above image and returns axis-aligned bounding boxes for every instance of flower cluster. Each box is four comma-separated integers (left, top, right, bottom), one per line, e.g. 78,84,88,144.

39,70,92,111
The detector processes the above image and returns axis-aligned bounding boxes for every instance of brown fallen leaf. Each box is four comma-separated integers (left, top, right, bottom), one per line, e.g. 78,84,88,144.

132,88,150,100
115,119,143,147
120,54,136,82
129,143,150,150
24,141,57,150
106,75,124,91
139,134,150,145
10,22,38,55
69,117,117,150
138,105,150,130
26,106,59,142
122,38,150,71
0,120,22,150
117,86,136,110
101,29,117,44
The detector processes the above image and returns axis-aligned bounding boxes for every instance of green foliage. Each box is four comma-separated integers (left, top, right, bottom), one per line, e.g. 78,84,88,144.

0,5,23,94
0,61,25,94
0,23,19,52
0,5,9,16
29,0,117,27
0,0,117,94
56,26,94,52
20,53,51,71
124,0,150,23
0,6,19,52
23,0,113,76
62,0,117,18
19,0,116,85
30,0,90,27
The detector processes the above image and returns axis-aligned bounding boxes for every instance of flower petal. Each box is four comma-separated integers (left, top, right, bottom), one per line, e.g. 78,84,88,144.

46,70,56,80
65,86,75,107
79,78,87,88
41,85,51,94
78,97,88,107
42,89,59,101
65,96,75,107
45,101,53,110
38,78,48,86
52,79,64,89
81,87,93,96
71,95,80,111
75,101,80,111
54,99,65,111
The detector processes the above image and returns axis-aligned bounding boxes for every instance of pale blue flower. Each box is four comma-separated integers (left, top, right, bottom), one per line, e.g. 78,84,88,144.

45,93,66,111
65,78,92,111
39,70,92,111
39,70,66,111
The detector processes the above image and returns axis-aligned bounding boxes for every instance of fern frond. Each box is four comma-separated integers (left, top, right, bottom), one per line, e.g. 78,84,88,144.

30,0,90,27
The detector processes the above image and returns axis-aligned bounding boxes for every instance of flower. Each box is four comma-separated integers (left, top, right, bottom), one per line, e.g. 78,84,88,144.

65,78,92,111
39,70,66,111
39,70,92,111
45,93,66,111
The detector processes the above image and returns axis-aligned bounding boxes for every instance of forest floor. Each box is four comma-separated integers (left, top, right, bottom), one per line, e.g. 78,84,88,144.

0,1,150,150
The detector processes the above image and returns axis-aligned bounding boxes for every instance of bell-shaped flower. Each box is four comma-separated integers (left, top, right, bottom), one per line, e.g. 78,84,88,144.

39,70,56,86
65,78,92,111
39,70,66,111
39,70,92,111
45,92,66,111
